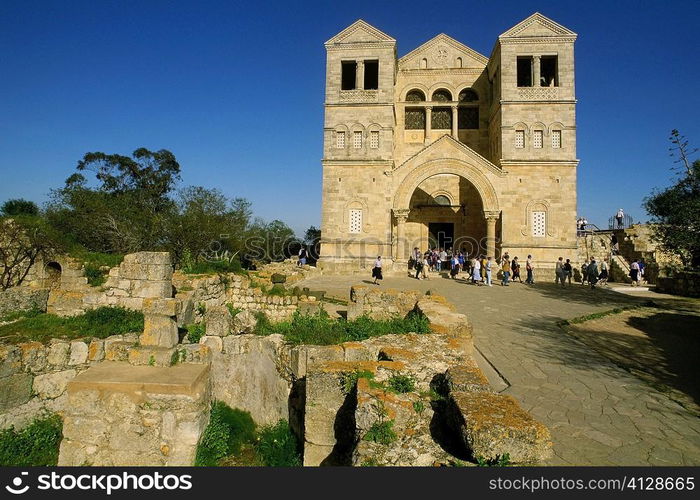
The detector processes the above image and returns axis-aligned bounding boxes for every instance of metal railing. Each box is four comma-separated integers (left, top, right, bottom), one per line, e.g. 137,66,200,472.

608,214,634,230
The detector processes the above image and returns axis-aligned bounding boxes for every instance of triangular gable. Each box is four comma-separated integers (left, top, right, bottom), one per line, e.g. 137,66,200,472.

325,20,396,45
395,135,502,175
399,33,488,70
499,12,576,39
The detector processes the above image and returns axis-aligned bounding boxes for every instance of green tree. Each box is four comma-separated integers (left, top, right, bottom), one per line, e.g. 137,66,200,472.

0,216,64,289
46,148,180,253
1,199,39,217
304,225,321,261
644,131,700,268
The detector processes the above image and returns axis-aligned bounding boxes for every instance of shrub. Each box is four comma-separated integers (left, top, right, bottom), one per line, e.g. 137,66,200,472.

362,420,397,445
387,374,416,394
186,323,205,343
256,420,301,467
267,284,288,296
0,414,63,466
340,370,374,394
226,304,241,318
476,453,511,467
182,259,242,275
84,264,107,287
195,402,256,466
270,273,286,284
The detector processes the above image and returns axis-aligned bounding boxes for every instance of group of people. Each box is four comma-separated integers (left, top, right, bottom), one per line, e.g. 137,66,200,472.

408,247,500,286
556,257,610,288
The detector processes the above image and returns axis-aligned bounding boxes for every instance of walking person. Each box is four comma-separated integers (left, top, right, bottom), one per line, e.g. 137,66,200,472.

564,258,573,285
630,259,640,286
297,246,307,267
587,258,599,289
472,257,482,286
525,255,534,284
501,254,511,286
439,248,447,272
598,258,609,286
555,257,566,287
581,259,590,285
485,256,493,286
638,259,646,284
372,256,383,285
511,256,522,283
480,255,488,284
421,253,430,280
414,252,424,280
450,253,460,279
616,208,625,229
611,233,619,255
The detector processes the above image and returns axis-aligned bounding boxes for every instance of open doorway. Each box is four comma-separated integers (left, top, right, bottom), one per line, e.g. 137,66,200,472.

429,223,454,251
44,262,62,289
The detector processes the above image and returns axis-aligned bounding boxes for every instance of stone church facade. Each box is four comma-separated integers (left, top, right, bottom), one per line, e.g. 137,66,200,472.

318,13,578,273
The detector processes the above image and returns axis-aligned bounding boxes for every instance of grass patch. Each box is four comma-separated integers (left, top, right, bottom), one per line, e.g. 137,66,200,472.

0,413,63,466
0,307,43,323
195,402,301,467
185,323,205,344
340,370,374,394
256,419,301,467
195,402,257,466
226,304,242,318
476,453,511,467
558,303,655,327
386,374,416,394
362,420,397,445
254,309,430,345
70,250,124,287
0,307,144,344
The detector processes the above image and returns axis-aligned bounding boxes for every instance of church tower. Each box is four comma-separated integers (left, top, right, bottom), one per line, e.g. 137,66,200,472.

319,21,397,272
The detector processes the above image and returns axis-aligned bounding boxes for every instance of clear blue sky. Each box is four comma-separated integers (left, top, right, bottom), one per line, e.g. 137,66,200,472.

1,0,698,235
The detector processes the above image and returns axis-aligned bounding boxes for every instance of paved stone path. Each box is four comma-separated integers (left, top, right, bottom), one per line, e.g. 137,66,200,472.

295,273,700,465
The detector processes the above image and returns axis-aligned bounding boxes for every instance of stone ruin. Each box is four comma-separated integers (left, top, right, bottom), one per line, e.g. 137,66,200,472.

1,251,552,466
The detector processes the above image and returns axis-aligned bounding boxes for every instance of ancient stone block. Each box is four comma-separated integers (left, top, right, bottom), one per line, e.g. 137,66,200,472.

141,315,178,348
131,280,172,299
68,341,89,365
231,309,257,334
142,297,181,317
445,363,492,393
128,346,176,367
88,340,105,361
0,373,33,410
19,341,47,373
0,345,21,377
200,335,223,353
33,369,77,399
448,391,553,464
203,306,233,337
104,341,134,362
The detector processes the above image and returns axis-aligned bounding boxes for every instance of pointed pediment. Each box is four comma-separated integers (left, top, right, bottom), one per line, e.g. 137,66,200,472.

395,135,501,175
399,34,488,70
500,12,577,39
325,20,396,45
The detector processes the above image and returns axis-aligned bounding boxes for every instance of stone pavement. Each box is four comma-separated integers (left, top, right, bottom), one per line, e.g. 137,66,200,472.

295,273,700,465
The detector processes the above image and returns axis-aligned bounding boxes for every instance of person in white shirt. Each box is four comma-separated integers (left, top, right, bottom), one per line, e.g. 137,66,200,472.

372,256,383,285
485,256,493,286
471,257,482,286
616,208,625,228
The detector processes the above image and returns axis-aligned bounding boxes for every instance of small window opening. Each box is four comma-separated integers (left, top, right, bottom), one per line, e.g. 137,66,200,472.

517,56,533,87
341,61,357,90
540,56,558,87
364,60,379,90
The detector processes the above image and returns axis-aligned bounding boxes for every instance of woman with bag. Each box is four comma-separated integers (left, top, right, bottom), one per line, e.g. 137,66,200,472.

372,256,383,285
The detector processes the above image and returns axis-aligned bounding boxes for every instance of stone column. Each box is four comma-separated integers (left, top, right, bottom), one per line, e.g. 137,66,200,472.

451,105,459,139
425,106,432,144
393,209,410,261
534,55,541,87
356,60,364,90
484,211,500,259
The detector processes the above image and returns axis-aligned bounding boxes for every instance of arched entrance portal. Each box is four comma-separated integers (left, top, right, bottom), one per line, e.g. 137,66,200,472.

407,174,486,256
392,159,501,261
44,262,62,289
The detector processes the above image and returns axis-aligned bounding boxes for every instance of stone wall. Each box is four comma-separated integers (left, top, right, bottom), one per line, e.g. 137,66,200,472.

58,362,210,466
655,272,700,298
0,288,49,318
0,334,138,430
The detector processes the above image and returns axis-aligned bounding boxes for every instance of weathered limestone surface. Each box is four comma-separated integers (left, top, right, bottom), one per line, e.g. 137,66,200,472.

58,362,210,466
0,288,49,317
209,334,292,427
348,285,420,320
448,391,553,464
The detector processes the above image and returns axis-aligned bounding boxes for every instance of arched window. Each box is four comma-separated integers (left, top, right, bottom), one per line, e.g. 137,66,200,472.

458,89,478,102
420,58,428,69
431,89,452,102
434,195,451,206
405,89,426,102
